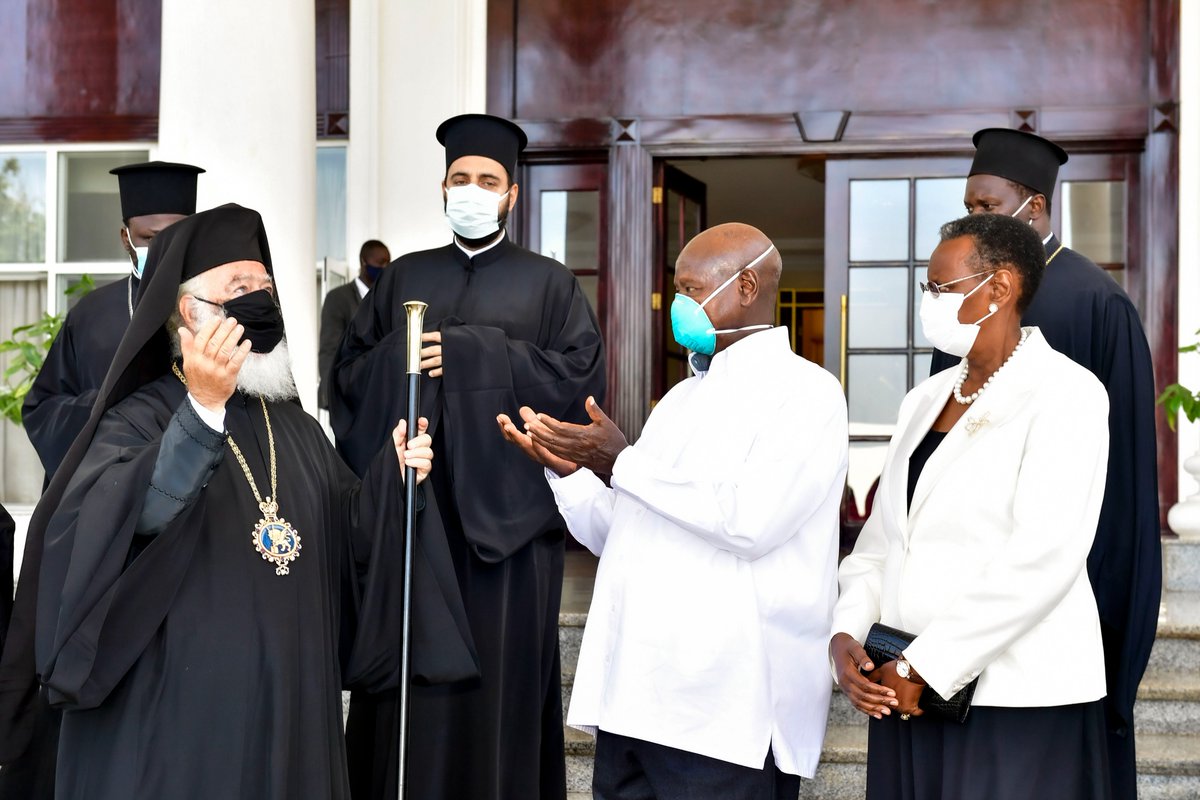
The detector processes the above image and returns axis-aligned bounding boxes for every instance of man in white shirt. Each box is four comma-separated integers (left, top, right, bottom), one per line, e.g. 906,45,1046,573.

498,223,848,799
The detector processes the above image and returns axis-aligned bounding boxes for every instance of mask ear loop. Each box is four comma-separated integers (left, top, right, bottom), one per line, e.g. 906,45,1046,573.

701,243,778,335
1010,194,1033,224
963,273,999,325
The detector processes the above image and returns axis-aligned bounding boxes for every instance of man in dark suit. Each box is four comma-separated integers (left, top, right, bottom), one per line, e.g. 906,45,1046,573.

317,239,390,408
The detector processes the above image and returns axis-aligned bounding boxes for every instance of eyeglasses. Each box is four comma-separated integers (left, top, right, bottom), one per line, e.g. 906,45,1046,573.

919,269,995,297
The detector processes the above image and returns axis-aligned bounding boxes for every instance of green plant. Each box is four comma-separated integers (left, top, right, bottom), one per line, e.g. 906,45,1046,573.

0,275,95,425
1158,327,1200,432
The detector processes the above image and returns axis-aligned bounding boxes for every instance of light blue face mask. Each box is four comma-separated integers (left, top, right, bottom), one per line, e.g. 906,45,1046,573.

126,227,149,280
669,244,776,355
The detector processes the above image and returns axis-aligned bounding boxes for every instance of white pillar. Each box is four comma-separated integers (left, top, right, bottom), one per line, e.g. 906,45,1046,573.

1173,1,1200,536
346,0,488,263
158,0,319,411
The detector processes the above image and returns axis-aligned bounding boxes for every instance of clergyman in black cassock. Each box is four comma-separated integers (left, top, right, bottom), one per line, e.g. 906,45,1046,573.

928,129,1160,799
1,204,476,800
332,114,606,800
1,159,203,800
21,160,204,482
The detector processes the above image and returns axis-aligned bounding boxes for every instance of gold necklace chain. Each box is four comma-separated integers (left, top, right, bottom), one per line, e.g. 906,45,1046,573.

170,361,299,575
1046,244,1065,265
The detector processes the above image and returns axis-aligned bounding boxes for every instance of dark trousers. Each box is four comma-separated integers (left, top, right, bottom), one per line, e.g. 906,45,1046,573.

593,729,802,800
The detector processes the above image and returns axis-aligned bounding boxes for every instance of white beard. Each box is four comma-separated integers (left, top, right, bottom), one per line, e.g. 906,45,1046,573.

182,301,299,402
237,339,299,402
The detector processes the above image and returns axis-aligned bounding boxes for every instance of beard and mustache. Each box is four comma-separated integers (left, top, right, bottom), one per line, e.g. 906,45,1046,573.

180,298,299,402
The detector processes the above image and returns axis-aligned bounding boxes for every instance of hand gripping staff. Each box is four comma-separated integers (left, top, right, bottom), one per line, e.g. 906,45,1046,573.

398,300,427,799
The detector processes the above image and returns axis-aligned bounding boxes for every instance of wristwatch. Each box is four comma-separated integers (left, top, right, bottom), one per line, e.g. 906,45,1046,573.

895,659,913,680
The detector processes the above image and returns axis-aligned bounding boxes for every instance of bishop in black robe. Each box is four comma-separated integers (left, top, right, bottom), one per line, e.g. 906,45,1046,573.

332,234,605,800
929,234,1161,793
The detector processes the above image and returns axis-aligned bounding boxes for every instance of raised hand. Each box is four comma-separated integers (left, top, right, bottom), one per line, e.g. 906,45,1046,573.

523,396,628,476
392,417,433,484
497,409,579,477
179,316,252,412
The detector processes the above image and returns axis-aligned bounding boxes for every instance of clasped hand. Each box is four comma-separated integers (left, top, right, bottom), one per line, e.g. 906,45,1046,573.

392,417,432,485
496,396,628,477
829,633,924,719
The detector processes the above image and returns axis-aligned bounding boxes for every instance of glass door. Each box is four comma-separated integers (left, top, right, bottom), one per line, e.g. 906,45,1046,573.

824,157,971,527
652,163,707,402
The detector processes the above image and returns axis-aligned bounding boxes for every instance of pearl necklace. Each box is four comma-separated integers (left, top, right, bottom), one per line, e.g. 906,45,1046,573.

953,328,1030,405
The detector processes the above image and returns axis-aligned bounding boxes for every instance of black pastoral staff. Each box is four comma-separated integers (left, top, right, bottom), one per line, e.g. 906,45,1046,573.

928,128,1160,800
2,205,475,800
21,161,204,482
332,113,605,800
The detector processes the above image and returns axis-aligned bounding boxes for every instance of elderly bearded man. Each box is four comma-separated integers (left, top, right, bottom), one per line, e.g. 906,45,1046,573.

16,204,467,800
500,223,848,800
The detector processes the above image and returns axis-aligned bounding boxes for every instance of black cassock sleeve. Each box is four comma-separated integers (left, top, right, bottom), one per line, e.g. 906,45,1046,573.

1089,293,1162,729
35,393,200,709
338,446,479,691
21,320,99,481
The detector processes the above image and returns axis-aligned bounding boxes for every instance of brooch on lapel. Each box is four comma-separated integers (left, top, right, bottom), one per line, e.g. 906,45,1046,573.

965,411,991,436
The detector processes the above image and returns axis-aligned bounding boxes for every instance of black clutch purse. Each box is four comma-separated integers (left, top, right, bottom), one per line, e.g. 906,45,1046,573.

863,622,977,723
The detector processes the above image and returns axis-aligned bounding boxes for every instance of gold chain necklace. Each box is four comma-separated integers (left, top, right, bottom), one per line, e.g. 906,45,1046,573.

1046,244,1065,265
171,362,302,575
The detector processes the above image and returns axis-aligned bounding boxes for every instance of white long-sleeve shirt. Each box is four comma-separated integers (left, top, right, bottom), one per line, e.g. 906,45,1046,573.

547,327,848,777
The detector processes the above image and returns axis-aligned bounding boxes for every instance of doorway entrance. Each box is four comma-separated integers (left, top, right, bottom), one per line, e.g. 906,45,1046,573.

655,156,826,402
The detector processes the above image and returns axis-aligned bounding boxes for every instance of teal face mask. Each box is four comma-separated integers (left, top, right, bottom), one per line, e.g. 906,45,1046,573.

669,244,776,356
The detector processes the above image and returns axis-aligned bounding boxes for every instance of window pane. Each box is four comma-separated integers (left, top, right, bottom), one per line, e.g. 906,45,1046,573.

914,352,933,382
1,278,48,503
58,150,149,262
915,177,966,261
1062,181,1125,265
850,179,909,262
574,273,599,316
0,153,47,263
847,353,906,432
849,267,907,348
316,146,347,262
57,274,123,314
540,190,600,270
913,266,930,348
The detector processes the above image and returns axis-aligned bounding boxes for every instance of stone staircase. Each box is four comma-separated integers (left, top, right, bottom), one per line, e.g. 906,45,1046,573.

560,538,1200,799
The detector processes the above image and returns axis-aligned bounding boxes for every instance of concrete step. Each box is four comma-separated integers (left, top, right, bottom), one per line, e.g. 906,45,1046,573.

566,725,1200,799
1163,538,1200,592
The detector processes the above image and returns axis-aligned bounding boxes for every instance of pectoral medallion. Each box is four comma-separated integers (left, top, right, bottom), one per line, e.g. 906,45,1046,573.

252,498,301,575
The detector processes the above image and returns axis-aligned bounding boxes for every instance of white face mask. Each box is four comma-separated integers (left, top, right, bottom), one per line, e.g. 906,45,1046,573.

126,227,149,279
444,184,510,240
919,272,997,357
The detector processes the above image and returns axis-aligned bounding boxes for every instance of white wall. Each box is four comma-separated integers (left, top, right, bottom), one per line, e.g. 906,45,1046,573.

158,0,319,411
1179,1,1199,499
346,0,488,264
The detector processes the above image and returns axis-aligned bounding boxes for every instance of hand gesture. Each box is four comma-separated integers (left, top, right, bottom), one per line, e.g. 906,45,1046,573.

829,632,898,720
420,331,443,378
497,408,579,477
522,397,628,476
179,317,252,412
393,417,433,484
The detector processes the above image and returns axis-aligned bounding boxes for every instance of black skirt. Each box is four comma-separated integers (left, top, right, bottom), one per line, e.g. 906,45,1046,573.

865,700,1111,800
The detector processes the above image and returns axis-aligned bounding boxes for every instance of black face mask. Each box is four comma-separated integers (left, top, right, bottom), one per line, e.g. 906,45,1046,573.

194,288,285,353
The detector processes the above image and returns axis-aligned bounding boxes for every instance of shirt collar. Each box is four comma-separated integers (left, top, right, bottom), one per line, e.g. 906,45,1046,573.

455,230,507,259
1042,232,1053,245
354,277,369,298
698,326,790,379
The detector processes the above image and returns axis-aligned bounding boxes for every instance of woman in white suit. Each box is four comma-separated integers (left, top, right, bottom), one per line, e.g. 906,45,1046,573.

830,213,1112,800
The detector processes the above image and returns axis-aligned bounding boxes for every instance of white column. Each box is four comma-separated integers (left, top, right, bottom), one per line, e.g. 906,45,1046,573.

346,0,488,263
158,0,319,411
1173,1,1200,535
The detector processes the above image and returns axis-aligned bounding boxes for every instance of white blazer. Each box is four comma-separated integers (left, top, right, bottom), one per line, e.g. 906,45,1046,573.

831,328,1109,708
